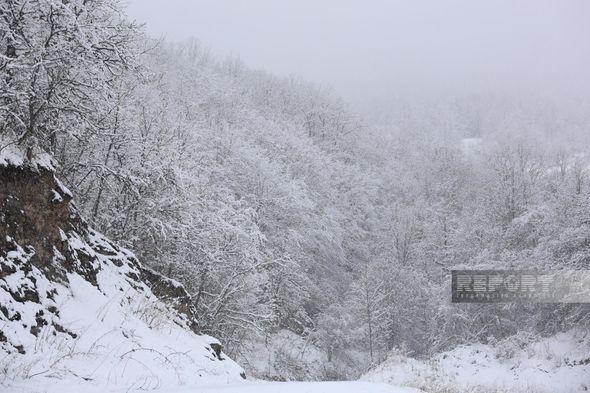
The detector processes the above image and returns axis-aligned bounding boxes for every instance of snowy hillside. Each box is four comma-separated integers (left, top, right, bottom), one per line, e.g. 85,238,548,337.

0,146,244,391
2,0,590,389
362,330,590,393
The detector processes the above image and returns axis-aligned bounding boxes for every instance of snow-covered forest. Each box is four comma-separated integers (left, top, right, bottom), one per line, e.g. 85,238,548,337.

1,0,589,392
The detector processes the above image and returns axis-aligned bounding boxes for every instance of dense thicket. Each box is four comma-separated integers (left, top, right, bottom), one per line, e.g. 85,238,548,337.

2,0,589,380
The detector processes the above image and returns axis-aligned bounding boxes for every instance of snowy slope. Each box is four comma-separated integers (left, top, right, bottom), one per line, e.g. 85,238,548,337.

0,145,245,391
362,330,590,393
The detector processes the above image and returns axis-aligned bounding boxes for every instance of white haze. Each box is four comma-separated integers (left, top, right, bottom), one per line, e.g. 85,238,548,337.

126,0,590,111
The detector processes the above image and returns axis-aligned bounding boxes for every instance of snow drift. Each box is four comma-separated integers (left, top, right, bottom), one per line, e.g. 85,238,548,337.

362,330,589,393
0,145,245,391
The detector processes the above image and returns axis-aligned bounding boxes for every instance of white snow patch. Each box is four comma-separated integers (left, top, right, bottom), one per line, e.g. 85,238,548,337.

51,190,63,203
54,177,72,197
362,330,590,393
0,143,25,167
0,139,56,171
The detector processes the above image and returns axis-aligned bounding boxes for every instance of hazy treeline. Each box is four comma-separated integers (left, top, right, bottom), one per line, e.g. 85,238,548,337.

2,0,589,380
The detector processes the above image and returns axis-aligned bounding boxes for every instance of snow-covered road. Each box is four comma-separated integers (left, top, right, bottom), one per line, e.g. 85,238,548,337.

161,381,422,393
5,381,423,393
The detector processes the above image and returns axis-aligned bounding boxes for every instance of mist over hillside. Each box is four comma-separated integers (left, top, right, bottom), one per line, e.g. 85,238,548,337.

1,0,589,392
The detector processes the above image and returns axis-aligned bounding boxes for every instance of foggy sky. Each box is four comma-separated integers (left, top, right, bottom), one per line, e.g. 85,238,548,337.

126,0,590,109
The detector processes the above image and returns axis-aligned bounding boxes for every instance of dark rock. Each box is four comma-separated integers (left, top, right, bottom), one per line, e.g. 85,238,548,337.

210,343,224,360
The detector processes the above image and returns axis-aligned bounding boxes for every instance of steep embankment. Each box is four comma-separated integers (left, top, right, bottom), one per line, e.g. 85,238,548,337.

0,145,244,391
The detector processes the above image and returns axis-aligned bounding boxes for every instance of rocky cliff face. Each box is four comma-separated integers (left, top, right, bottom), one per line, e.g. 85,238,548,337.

0,145,244,391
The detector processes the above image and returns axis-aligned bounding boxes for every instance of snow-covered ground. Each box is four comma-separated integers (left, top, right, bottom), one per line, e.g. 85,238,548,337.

167,381,422,393
4,380,422,393
0,237,244,391
362,330,590,393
